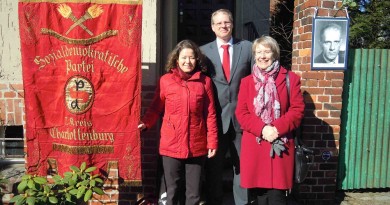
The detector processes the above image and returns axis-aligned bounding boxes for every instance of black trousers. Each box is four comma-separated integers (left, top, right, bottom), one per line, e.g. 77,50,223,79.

162,156,205,205
204,122,248,205
252,188,287,205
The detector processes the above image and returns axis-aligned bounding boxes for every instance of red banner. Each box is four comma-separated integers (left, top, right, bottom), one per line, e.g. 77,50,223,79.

18,0,142,185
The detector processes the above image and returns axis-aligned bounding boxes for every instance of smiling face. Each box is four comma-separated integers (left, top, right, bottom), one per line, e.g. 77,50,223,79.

254,44,274,70
177,48,196,73
211,12,233,43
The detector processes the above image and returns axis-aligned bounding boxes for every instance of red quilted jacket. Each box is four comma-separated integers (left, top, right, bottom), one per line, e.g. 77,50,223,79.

142,69,218,159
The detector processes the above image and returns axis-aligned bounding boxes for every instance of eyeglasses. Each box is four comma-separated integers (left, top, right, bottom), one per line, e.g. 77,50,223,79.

213,21,232,27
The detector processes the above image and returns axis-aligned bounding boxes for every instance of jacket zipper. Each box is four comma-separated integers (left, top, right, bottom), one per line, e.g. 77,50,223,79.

184,81,191,158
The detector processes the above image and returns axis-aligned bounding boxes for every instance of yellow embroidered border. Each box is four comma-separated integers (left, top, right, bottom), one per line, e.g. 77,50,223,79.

121,180,142,186
52,143,114,154
41,28,118,45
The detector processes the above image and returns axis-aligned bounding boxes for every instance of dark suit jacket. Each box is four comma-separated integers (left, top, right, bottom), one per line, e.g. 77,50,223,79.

200,38,253,134
314,51,345,64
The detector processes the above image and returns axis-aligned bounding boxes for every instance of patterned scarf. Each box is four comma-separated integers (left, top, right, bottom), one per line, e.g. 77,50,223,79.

252,60,281,124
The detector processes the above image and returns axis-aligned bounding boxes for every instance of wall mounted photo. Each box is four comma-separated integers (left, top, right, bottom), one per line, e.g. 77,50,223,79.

311,17,349,70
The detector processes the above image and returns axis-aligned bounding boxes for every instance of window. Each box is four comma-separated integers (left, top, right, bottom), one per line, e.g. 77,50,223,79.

0,125,25,163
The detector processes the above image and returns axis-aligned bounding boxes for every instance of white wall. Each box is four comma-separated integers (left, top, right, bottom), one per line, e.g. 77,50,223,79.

0,0,22,82
141,0,159,85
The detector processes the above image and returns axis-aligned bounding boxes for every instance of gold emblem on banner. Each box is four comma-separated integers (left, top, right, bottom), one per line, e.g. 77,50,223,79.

57,4,103,36
64,76,94,114
41,4,117,45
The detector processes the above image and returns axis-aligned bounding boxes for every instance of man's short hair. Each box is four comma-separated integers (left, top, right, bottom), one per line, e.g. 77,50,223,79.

320,23,342,41
210,9,233,25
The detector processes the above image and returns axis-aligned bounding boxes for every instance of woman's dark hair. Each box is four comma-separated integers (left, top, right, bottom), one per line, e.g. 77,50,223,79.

165,40,207,73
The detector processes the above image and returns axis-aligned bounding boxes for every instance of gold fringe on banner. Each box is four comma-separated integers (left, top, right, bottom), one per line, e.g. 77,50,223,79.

47,158,58,174
106,161,142,186
52,143,114,154
41,28,118,45
121,180,143,187
107,161,118,170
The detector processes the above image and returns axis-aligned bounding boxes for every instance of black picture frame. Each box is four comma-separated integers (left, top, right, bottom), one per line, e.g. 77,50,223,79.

311,17,350,70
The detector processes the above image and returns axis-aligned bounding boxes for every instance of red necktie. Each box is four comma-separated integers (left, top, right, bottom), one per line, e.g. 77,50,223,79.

222,44,230,81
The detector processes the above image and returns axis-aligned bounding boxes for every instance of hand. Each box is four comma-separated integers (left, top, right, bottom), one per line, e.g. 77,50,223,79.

208,149,217,158
268,126,279,142
262,125,273,141
262,125,279,142
138,121,146,130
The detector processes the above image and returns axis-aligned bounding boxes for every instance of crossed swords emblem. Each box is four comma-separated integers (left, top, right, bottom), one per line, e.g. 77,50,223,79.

57,4,103,36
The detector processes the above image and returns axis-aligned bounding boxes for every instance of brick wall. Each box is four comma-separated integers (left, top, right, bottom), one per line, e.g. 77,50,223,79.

138,84,160,203
293,0,347,204
0,83,25,126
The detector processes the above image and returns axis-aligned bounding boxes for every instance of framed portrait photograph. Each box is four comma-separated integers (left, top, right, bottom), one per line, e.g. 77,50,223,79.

311,17,350,70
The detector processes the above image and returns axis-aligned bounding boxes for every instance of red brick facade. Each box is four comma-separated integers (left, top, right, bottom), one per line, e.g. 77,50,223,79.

138,85,161,202
293,0,347,204
0,83,25,126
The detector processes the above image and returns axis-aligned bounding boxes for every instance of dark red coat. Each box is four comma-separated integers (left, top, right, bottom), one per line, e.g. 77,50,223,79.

142,70,218,159
235,67,304,189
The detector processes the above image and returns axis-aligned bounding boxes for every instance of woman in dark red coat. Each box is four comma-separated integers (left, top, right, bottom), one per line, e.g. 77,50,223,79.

235,36,304,205
138,40,218,205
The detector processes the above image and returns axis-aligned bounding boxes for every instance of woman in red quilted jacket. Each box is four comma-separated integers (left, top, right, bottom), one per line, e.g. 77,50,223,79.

235,36,305,205
138,40,218,205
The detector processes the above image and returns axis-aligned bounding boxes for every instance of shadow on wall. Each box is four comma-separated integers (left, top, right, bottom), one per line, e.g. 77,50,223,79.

335,56,353,203
289,91,338,204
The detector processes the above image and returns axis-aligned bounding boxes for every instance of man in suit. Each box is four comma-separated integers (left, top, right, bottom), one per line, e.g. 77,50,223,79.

314,23,345,64
200,9,253,205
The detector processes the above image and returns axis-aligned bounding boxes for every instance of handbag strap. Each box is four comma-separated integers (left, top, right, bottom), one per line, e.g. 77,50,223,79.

286,71,303,146
286,71,290,100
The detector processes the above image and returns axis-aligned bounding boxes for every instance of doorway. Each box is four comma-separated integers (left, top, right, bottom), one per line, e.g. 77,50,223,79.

177,0,234,46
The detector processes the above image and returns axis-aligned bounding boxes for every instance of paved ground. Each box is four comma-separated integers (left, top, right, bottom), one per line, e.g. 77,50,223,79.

221,190,390,205
337,191,390,205
221,175,390,205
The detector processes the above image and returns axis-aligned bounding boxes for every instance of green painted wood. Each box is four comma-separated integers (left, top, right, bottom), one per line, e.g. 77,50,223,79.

378,50,390,187
338,49,390,190
338,49,353,189
360,49,371,188
357,49,371,188
373,49,384,187
368,49,379,188
384,49,390,187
